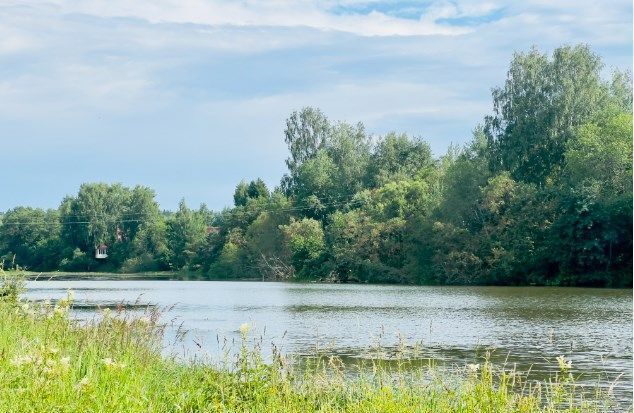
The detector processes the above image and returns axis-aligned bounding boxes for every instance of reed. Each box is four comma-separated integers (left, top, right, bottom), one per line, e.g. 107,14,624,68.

0,274,621,412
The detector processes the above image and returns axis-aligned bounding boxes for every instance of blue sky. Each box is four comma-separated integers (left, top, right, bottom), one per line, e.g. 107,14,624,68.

1,0,632,211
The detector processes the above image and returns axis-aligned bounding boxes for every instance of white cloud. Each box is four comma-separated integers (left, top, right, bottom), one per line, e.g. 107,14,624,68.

8,0,474,37
0,0,630,209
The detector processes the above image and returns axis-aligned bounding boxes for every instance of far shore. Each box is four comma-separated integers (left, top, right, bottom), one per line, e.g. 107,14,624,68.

9,270,263,282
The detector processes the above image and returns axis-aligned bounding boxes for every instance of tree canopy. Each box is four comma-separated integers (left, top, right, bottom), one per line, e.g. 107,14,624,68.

1,44,631,287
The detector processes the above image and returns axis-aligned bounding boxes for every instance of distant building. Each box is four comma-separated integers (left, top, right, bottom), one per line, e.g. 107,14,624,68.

95,244,108,259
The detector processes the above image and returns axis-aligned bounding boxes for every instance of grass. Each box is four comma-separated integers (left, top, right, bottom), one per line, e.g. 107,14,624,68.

7,269,176,280
0,273,624,412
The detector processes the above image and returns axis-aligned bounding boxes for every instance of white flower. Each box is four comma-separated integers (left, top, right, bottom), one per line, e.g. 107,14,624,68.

239,323,251,337
467,363,480,372
10,355,34,366
101,357,114,366
74,376,90,391
60,356,71,366
556,355,572,372
101,357,125,369
54,306,68,316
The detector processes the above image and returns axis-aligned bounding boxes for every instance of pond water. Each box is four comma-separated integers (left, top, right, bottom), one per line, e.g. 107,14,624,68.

25,280,633,404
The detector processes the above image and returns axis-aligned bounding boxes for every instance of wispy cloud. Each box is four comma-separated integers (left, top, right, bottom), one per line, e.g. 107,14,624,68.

0,0,631,210
23,0,475,36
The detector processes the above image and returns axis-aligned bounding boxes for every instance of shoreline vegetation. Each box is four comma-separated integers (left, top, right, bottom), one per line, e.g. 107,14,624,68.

1,44,632,288
1,274,626,412
13,270,634,289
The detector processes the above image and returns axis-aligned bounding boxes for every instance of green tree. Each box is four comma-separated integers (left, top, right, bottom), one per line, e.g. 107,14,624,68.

247,179,270,200
0,207,61,270
280,218,325,279
166,200,207,270
367,133,434,187
284,107,330,174
485,45,608,184
233,181,250,207
234,179,270,207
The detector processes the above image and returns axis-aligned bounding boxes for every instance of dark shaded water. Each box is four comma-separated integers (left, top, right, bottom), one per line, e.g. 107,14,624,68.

25,280,633,404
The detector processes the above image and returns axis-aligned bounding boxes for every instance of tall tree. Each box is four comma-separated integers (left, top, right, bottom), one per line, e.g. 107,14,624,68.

284,107,330,174
166,200,208,270
485,45,607,185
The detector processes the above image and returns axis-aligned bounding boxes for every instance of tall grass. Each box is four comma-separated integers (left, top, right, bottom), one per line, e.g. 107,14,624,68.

0,274,622,412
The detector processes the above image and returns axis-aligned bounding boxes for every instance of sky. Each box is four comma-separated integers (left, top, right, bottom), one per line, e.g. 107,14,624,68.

1,0,632,211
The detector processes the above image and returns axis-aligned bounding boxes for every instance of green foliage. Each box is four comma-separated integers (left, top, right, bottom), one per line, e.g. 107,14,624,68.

0,207,61,271
280,218,325,279
166,200,208,271
485,45,609,185
234,178,270,207
284,107,330,175
564,113,632,193
367,133,434,187
0,293,614,412
0,44,630,286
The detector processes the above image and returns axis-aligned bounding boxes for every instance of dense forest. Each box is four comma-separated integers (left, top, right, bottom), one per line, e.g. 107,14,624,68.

1,44,632,287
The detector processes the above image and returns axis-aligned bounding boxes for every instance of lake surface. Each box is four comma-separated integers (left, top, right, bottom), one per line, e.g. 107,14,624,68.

25,280,633,404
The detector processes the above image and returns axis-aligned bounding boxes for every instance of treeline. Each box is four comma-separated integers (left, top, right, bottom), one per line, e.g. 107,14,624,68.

1,44,632,286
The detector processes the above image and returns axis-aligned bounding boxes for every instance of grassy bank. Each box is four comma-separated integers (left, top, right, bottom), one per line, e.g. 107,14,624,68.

0,276,621,412
8,270,176,280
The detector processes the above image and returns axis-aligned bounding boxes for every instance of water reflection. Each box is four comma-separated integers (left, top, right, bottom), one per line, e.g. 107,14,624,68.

24,280,632,404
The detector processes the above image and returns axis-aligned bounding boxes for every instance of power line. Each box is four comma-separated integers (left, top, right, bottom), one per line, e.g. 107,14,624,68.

0,196,367,227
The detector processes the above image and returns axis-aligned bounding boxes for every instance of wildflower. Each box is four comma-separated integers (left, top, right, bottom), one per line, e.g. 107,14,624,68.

467,363,480,372
10,355,34,366
54,305,68,317
101,357,115,366
74,376,90,391
556,355,572,372
47,347,60,355
239,323,251,337
60,356,71,366
101,357,125,370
